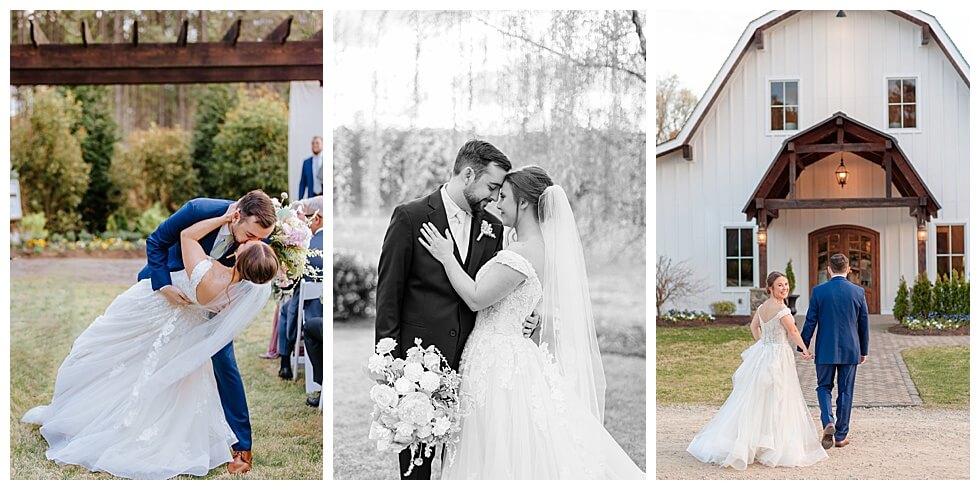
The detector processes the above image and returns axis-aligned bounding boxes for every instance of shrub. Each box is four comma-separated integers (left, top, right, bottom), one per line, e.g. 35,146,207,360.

19,212,49,241
334,250,378,321
191,84,237,197
111,124,199,214
63,85,119,233
910,273,933,318
710,301,736,317
893,276,910,321
785,259,796,295
10,87,90,234
659,309,716,322
211,88,289,200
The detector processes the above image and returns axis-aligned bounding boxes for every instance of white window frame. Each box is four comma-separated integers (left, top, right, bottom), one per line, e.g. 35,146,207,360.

884,74,921,134
721,223,758,292
933,222,967,280
766,77,801,136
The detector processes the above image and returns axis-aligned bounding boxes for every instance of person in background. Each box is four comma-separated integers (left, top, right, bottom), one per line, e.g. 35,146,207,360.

298,136,323,199
277,196,324,380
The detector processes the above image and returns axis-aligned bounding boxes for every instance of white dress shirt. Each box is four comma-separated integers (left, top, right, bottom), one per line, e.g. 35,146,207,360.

312,154,323,195
210,224,233,259
440,184,471,262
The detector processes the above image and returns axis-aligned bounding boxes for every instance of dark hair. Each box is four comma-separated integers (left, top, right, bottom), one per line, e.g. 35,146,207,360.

452,140,512,177
766,271,787,293
238,190,276,229
504,165,554,220
829,253,849,274
235,242,279,284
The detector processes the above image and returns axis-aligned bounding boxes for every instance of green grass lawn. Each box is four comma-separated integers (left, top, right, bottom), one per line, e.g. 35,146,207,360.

332,318,646,479
656,325,755,405
9,268,322,480
902,345,970,409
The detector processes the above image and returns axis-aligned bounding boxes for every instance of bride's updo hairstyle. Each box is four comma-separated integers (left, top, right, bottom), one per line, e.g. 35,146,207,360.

766,271,787,295
235,242,280,284
504,165,554,221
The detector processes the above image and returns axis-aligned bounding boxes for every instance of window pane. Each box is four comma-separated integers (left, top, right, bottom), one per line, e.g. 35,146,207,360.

740,229,753,256
903,79,916,103
937,257,950,280
952,225,965,254
888,79,902,103
937,226,950,255
771,107,784,130
903,104,916,128
771,82,784,106
726,259,739,286
785,106,798,130
741,259,753,286
888,105,902,128
726,229,739,257
785,81,798,105
952,256,965,275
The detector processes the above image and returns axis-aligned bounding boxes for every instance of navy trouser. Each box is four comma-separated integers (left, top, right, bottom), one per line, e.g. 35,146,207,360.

815,363,857,442
212,341,252,451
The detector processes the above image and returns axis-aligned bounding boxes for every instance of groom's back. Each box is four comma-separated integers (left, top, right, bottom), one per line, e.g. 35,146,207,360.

138,198,234,284
809,278,868,364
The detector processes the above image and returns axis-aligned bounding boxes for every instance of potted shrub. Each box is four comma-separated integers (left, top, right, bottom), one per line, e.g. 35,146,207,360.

785,259,800,314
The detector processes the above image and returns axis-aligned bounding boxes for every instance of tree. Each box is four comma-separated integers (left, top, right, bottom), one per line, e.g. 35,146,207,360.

191,84,237,196
211,88,289,199
656,74,697,144
893,276,910,322
112,124,199,213
62,85,119,233
656,255,706,317
10,87,90,234
910,273,933,318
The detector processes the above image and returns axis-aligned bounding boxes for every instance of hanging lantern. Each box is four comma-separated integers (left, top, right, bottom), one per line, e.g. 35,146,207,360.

835,153,849,188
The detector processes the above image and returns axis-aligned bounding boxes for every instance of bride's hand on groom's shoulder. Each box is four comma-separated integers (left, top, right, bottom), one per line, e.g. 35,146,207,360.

418,222,455,264
223,203,238,222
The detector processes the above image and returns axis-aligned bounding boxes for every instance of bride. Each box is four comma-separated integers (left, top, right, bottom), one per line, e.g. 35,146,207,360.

22,207,280,479
686,271,828,469
417,165,644,479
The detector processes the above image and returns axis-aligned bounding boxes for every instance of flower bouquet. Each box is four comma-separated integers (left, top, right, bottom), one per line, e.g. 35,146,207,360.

269,193,323,302
367,337,469,476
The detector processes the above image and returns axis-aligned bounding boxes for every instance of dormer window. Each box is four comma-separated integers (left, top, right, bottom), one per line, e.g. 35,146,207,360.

887,78,917,129
769,80,799,131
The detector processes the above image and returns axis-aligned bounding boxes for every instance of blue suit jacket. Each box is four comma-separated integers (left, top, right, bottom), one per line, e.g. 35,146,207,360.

800,276,870,365
279,229,324,328
298,156,320,199
137,198,238,290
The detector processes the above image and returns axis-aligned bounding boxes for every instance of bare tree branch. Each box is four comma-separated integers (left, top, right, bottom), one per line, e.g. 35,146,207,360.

474,14,646,84
631,10,646,60
656,255,706,317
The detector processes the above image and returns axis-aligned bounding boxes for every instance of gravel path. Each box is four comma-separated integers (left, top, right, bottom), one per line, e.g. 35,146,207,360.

656,405,969,479
10,258,145,285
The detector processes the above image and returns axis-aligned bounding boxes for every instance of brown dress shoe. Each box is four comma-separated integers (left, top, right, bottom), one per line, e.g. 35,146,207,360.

228,450,252,475
834,438,850,448
821,423,835,449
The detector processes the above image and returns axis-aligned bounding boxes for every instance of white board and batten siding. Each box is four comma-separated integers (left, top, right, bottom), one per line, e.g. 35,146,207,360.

656,10,969,315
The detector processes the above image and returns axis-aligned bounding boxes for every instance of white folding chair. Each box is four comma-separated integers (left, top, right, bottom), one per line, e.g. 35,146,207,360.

291,280,323,395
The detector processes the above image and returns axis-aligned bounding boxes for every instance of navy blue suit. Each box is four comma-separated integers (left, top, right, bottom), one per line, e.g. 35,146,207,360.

137,198,252,451
800,276,870,442
277,229,324,356
297,156,321,199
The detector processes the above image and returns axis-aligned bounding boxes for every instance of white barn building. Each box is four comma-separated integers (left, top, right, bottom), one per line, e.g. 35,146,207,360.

656,10,969,315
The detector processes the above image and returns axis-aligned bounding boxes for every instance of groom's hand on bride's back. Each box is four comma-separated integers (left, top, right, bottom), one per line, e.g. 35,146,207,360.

159,285,192,306
522,311,541,339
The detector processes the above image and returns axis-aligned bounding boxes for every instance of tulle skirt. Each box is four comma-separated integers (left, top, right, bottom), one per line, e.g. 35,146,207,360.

22,279,237,479
687,341,828,469
442,332,645,479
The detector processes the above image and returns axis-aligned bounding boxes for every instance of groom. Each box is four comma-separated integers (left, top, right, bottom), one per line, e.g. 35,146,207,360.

376,140,527,479
137,190,277,474
800,253,870,450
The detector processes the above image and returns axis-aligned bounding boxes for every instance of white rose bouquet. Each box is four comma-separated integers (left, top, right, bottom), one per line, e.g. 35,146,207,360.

367,337,469,476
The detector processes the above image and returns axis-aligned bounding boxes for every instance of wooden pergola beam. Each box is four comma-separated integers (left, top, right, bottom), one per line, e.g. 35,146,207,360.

794,142,888,153
222,18,242,46
10,41,322,85
762,197,921,210
29,19,49,48
80,20,90,47
265,16,293,44
177,19,189,47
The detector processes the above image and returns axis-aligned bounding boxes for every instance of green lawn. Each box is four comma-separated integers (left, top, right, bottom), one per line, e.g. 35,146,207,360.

10,269,323,480
656,325,755,405
902,345,970,409
332,319,646,479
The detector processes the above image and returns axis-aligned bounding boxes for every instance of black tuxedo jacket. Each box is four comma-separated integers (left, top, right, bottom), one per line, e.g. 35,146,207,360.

375,188,504,369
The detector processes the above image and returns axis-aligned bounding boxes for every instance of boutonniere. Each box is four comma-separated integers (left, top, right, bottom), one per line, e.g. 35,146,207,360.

477,220,496,241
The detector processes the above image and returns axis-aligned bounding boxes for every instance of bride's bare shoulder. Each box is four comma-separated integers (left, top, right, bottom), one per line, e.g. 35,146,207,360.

195,263,232,305
503,241,544,275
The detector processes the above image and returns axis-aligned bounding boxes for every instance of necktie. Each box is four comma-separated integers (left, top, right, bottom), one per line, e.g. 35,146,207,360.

210,233,234,260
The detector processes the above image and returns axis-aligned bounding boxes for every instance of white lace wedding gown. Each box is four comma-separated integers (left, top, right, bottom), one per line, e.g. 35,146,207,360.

23,259,268,479
687,306,828,469
441,250,645,479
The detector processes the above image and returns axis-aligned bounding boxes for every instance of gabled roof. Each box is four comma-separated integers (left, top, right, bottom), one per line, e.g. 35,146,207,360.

741,111,941,221
657,10,971,158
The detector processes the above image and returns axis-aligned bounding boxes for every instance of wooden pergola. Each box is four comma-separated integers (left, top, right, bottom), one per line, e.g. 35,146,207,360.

10,17,322,85
743,112,941,286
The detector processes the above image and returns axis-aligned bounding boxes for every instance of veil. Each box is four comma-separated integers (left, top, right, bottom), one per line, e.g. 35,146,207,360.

538,185,607,422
